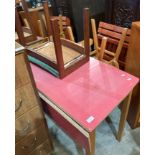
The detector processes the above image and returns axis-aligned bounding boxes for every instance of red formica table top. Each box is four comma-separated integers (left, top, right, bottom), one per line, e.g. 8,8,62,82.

30,58,139,132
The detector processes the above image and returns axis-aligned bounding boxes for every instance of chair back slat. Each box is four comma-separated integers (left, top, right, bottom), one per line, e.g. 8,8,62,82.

99,22,131,35
98,22,131,45
97,34,129,48
98,28,122,41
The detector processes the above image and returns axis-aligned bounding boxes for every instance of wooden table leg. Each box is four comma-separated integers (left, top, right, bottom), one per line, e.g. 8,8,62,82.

117,91,132,141
85,130,96,155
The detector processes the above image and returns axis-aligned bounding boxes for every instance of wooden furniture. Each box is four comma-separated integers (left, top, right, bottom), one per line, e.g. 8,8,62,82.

16,0,90,79
51,0,106,41
42,1,71,39
19,9,45,37
15,7,30,46
15,4,40,46
91,20,131,69
27,8,90,79
19,1,71,39
91,19,128,68
19,2,53,38
19,0,71,40
31,57,139,155
15,42,53,155
125,21,140,128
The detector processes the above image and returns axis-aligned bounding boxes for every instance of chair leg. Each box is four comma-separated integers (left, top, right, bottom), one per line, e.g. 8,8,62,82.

91,19,99,52
66,26,75,42
38,20,45,37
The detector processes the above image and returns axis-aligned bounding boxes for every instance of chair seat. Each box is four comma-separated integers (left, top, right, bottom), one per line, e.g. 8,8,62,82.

29,41,82,65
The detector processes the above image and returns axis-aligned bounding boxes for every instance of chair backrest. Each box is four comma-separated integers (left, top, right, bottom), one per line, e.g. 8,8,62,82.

98,22,130,69
42,1,71,39
98,22,131,48
91,19,131,69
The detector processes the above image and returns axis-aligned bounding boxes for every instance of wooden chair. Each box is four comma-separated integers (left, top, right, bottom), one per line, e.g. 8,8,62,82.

16,1,90,79
91,19,130,69
42,1,71,40
15,7,37,46
26,8,90,79
15,0,44,46
19,0,71,40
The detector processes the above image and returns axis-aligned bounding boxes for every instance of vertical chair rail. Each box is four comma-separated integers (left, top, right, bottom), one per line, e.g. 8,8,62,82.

91,19,99,51
83,8,90,58
115,28,128,61
50,19,65,78
98,37,107,61
59,14,65,38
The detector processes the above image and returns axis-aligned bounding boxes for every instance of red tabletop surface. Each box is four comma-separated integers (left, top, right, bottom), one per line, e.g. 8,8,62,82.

30,58,139,132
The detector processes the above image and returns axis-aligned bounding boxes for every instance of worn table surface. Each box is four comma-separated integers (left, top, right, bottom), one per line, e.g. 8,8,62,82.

31,58,139,132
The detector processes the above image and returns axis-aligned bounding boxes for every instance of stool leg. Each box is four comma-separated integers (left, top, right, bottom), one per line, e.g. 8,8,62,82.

85,130,96,155
117,91,132,141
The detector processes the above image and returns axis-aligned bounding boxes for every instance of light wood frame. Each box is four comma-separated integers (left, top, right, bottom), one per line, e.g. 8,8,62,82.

91,19,128,68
